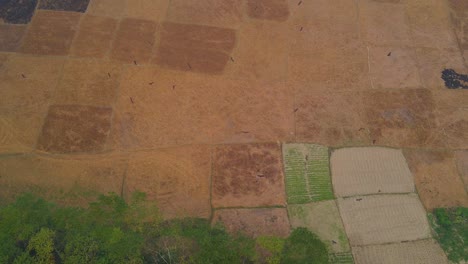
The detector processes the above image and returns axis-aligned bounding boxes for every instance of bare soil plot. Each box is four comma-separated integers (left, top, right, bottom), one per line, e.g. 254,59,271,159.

359,0,411,46
0,55,64,154
415,48,466,90
368,47,420,89
124,0,169,22
20,11,81,56
110,18,157,64
288,200,350,253
224,20,290,82
406,0,459,50
331,147,414,197
0,153,126,206
338,194,431,246
0,24,26,52
295,91,371,147
53,59,122,106
37,105,113,154
212,208,290,237
123,145,211,219
352,239,448,264
455,151,468,190
283,144,333,204
404,150,468,210
87,0,125,18
246,0,289,22
429,107,468,149
166,0,243,29
110,66,294,149
154,22,235,74
212,143,286,208
70,15,118,58
363,89,437,148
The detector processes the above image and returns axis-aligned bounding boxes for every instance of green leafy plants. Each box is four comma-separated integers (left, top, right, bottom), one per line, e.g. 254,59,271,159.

428,207,468,263
281,228,329,264
256,236,285,264
0,193,332,263
283,144,334,204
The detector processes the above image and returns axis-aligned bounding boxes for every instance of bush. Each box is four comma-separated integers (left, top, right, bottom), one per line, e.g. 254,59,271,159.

0,193,331,264
429,207,468,263
281,228,329,264
256,236,285,264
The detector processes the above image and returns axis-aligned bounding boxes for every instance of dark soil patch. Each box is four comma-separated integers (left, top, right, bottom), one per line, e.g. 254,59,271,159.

0,0,38,24
38,0,90,13
441,69,468,89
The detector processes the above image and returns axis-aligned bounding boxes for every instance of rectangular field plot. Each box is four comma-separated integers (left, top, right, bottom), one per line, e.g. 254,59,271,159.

338,194,431,246
331,147,415,197
283,144,334,204
352,239,448,264
288,200,350,254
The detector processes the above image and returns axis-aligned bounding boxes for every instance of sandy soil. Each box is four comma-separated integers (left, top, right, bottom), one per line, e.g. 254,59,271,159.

331,147,414,197
338,194,431,246
352,239,448,264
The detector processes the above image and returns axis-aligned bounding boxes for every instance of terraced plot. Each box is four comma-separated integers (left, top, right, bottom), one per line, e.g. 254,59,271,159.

283,144,334,204
338,194,431,246
331,147,415,197
352,239,448,264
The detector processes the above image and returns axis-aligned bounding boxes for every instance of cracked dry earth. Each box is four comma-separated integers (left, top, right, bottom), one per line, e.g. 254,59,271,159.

0,0,467,263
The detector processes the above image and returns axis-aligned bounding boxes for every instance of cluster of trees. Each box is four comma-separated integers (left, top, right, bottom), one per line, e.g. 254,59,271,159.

429,207,468,263
0,193,330,264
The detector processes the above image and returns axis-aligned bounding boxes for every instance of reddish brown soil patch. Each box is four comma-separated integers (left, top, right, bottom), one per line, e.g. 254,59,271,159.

295,91,371,146
37,105,112,154
429,108,468,149
166,0,243,28
246,0,289,22
363,89,436,147
70,15,117,58
20,10,81,55
0,55,65,153
154,22,235,74
110,18,157,63
212,143,286,208
212,208,290,237
53,59,122,106
404,149,468,210
123,145,212,219
110,67,294,149
0,24,26,52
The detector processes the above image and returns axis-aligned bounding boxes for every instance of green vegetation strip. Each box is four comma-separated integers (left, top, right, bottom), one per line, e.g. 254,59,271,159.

428,207,468,263
329,252,354,264
0,193,332,264
283,144,334,204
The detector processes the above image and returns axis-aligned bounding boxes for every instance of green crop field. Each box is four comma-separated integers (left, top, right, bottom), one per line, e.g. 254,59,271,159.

283,144,334,204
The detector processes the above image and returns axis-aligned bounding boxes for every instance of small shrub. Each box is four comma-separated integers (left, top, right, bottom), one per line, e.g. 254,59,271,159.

256,236,285,264
281,228,329,264
429,207,468,263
